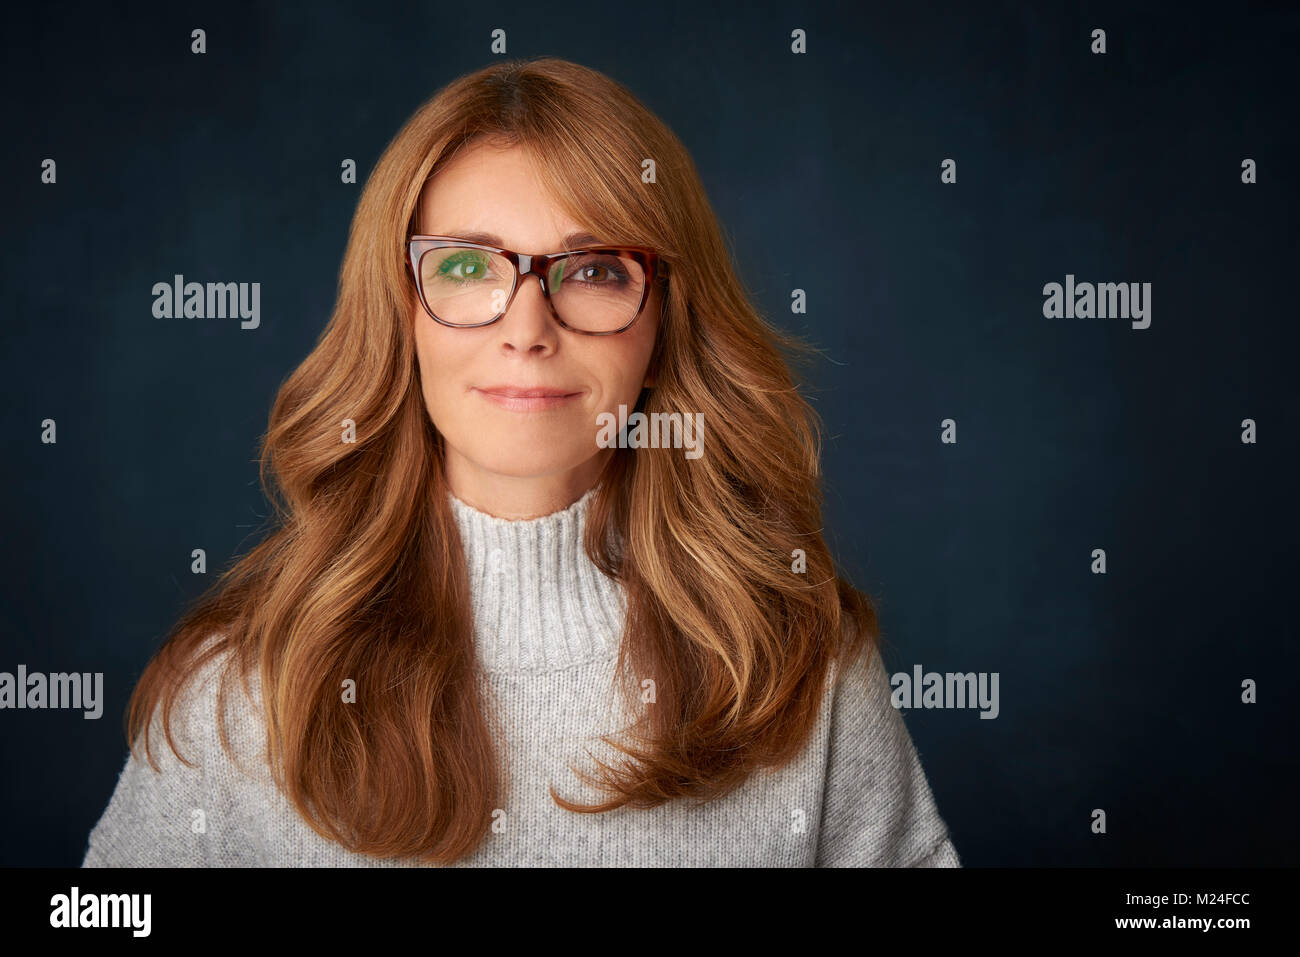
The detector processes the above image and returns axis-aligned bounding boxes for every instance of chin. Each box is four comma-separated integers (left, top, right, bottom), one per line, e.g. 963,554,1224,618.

471,447,586,478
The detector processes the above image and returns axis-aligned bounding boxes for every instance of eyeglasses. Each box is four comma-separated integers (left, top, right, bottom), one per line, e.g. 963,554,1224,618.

406,235,663,335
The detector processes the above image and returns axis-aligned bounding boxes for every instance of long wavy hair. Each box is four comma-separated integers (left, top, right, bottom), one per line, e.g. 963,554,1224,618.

125,56,878,864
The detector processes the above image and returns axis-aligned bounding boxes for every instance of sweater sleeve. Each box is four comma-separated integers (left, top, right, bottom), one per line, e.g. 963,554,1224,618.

81,676,217,867
815,643,961,867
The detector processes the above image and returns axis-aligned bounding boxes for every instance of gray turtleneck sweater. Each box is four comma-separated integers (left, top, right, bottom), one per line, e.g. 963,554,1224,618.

82,487,960,867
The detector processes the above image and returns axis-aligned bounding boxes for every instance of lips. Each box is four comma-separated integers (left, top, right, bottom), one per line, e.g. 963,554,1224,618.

473,385,584,412
477,386,580,398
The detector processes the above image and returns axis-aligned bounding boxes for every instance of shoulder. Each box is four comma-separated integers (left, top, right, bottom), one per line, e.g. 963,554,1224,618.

184,633,268,769
821,631,894,742
816,637,960,867
159,634,258,749
82,632,266,867
128,632,269,793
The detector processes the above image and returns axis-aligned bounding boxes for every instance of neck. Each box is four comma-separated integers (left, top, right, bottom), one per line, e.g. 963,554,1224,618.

441,449,614,520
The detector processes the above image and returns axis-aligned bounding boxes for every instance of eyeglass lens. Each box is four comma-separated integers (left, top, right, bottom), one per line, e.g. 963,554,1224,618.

416,247,646,332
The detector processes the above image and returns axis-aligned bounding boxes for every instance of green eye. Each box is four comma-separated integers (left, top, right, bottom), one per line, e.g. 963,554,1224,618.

437,251,491,283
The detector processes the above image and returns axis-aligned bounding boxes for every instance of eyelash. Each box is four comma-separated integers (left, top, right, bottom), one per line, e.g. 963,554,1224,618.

438,253,491,285
568,260,631,284
437,253,630,285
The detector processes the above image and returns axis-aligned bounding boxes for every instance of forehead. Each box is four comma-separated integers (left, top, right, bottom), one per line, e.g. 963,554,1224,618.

417,141,585,251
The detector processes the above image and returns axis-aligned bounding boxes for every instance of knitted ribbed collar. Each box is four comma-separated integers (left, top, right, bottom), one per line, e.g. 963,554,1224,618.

446,485,627,674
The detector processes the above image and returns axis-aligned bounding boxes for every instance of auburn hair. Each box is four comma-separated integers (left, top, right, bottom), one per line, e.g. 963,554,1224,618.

125,56,879,863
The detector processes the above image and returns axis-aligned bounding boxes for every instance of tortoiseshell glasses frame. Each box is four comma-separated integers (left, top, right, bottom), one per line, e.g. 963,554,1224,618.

406,234,666,336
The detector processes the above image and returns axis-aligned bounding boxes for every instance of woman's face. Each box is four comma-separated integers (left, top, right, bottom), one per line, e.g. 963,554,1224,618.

411,140,660,516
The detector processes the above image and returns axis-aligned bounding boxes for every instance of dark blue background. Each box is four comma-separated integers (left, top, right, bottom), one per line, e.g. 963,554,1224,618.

3,0,1296,866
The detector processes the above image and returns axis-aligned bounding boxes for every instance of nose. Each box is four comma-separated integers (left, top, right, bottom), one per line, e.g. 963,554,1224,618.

496,270,558,353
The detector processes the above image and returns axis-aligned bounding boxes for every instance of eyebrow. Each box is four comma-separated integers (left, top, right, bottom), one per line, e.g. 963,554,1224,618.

441,230,605,251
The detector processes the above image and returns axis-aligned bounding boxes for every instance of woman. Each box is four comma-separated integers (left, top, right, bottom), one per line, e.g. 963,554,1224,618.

82,57,960,867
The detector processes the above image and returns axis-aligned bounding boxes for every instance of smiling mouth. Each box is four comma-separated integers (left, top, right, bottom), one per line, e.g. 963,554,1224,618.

472,387,584,412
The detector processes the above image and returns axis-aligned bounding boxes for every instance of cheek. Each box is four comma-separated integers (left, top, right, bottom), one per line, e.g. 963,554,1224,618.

412,310,466,421
582,335,654,408
608,293,659,385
